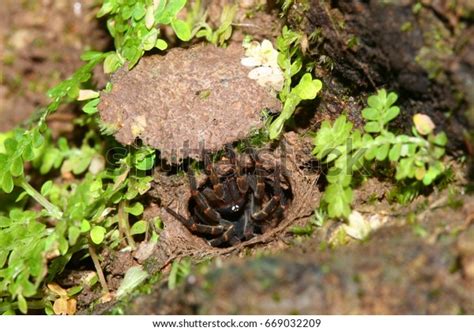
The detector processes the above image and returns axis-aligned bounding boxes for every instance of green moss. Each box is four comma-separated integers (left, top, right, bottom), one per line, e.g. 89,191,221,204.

415,16,453,82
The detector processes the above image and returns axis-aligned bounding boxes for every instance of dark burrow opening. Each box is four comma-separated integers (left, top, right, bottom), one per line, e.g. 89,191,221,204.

172,149,294,248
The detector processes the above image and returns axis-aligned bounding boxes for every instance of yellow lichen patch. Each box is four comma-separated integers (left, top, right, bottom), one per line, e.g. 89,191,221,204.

131,115,148,137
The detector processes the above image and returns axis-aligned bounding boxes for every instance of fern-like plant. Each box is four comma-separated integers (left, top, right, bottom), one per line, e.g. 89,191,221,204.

313,89,448,218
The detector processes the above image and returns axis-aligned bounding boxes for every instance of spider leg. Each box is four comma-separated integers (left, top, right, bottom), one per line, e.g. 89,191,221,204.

188,169,226,224
224,144,249,195
201,187,222,207
207,219,239,247
247,173,257,194
248,148,266,200
165,207,225,235
203,153,226,201
243,203,255,240
251,165,282,222
236,159,250,196
229,178,246,206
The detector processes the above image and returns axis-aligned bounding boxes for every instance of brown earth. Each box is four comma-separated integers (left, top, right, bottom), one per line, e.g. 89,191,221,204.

0,0,108,133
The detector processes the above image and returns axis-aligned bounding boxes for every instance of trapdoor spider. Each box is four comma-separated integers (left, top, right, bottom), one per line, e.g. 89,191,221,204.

166,146,291,247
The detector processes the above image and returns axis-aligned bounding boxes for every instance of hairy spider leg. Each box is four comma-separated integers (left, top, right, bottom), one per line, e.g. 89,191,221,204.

208,222,240,247
165,207,225,235
247,148,266,200
188,169,226,224
242,198,256,240
251,165,282,222
201,187,223,207
233,148,250,194
203,152,226,201
269,169,290,224
193,206,238,244
225,145,250,212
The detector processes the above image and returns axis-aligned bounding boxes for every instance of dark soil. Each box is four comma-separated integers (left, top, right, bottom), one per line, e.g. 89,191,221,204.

290,0,473,153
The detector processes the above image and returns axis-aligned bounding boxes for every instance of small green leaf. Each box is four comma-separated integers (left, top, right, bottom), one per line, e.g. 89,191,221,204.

422,163,443,185
82,98,100,115
361,107,379,121
68,226,81,246
389,143,402,161
433,132,447,146
364,147,377,160
130,220,148,235
154,217,163,230
324,183,353,218
293,74,322,100
17,294,28,314
386,91,398,106
1,172,14,193
364,121,381,133
290,56,303,77
171,19,191,41
121,5,134,19
382,106,400,124
104,53,122,74
163,0,186,19
97,1,114,18
0,249,8,267
145,5,155,29
312,116,353,160
23,144,35,161
367,94,383,110
4,138,17,154
0,216,11,228
117,266,148,299
32,129,45,149
40,180,53,196
80,220,91,233
133,2,146,21
81,51,105,61
269,117,286,140
67,286,83,297
90,226,106,245
375,144,389,161
396,157,415,180
432,146,445,158
143,28,158,51
39,148,62,174
155,39,168,50
134,151,156,171
58,236,69,255
10,156,24,177
196,29,211,39
125,202,144,216
218,26,233,45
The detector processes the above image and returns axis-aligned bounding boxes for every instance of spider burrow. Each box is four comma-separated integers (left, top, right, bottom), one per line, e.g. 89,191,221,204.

165,145,292,247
